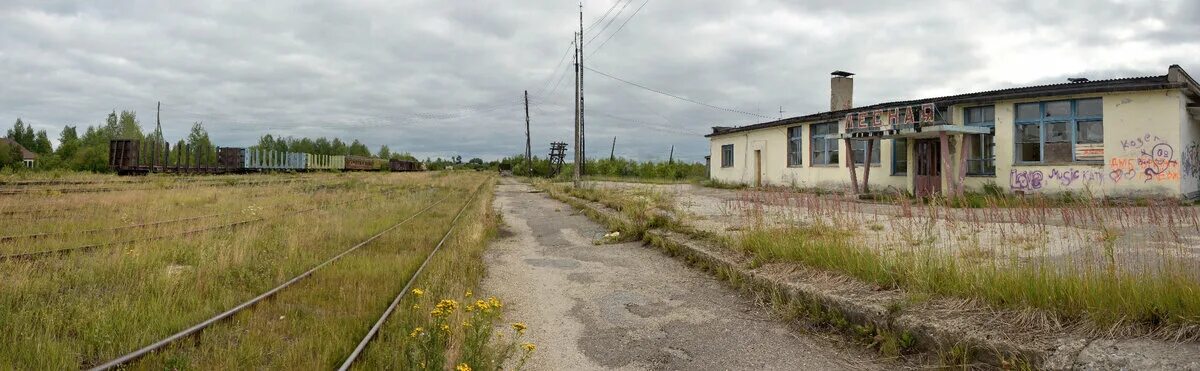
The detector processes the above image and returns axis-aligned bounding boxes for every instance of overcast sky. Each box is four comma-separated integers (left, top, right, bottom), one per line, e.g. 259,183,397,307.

2,0,1198,162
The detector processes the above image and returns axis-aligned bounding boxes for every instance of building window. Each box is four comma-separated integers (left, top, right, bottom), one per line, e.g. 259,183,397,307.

787,126,803,167
892,138,907,175
720,144,733,167
964,106,996,175
810,122,839,165
851,139,880,166
1014,98,1104,163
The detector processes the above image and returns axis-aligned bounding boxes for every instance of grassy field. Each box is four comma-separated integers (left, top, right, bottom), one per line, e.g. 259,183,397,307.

0,171,520,369
538,181,1200,341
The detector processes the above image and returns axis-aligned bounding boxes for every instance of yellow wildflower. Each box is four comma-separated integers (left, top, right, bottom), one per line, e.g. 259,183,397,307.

464,290,473,298
411,288,425,297
489,296,502,308
431,308,444,317
456,363,472,371
521,342,536,352
412,304,420,310
409,327,424,338
435,299,459,312
462,320,472,328
440,324,450,332
511,322,527,335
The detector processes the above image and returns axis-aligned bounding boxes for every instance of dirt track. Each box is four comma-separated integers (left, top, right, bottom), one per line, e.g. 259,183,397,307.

481,179,887,370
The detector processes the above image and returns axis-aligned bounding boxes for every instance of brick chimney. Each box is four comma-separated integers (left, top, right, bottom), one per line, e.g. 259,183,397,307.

830,70,854,111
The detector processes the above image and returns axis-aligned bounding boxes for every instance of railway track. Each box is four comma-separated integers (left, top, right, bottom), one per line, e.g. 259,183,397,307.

87,182,482,370
0,191,388,261
0,178,309,196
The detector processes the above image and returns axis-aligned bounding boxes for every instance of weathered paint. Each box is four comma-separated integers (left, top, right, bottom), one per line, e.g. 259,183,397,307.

710,88,1194,197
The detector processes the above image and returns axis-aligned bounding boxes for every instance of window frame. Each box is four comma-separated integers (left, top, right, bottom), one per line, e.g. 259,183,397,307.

964,105,997,176
720,144,734,168
1013,98,1103,164
851,138,881,166
809,122,839,166
786,126,803,167
892,138,908,176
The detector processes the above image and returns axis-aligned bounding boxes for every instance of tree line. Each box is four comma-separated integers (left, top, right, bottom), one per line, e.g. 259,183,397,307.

0,113,412,172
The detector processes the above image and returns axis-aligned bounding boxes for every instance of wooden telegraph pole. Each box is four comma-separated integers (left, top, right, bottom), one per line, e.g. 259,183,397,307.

524,90,532,175
609,137,616,161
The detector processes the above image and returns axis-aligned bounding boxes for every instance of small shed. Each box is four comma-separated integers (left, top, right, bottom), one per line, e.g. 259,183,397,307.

0,138,37,168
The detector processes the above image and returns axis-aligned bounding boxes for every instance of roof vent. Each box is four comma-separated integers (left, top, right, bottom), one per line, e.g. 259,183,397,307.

831,70,855,77
1068,77,1089,83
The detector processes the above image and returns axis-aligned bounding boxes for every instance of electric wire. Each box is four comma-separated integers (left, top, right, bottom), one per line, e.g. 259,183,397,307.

590,0,651,57
582,65,772,119
584,0,632,46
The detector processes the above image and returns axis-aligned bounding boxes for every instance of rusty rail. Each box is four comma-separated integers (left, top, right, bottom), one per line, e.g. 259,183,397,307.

338,181,484,370
85,187,468,371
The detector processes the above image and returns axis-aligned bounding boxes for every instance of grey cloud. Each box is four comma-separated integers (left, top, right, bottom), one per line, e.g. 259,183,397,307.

1,0,1198,162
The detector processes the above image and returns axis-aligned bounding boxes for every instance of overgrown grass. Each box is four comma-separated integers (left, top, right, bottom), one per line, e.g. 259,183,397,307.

545,178,1200,340
740,225,1200,337
0,172,526,369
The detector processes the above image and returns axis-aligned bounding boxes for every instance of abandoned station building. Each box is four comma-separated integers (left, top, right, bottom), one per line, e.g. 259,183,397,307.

706,65,1200,198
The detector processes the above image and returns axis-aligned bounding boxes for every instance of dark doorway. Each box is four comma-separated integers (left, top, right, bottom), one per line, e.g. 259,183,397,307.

915,139,941,197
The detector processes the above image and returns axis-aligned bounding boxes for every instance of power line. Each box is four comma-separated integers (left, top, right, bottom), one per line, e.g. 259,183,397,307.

532,40,577,97
582,65,772,119
584,0,632,46
583,0,623,34
590,0,650,57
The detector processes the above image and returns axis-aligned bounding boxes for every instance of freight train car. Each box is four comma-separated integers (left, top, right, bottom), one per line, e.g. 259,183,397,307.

389,159,422,172
345,155,386,171
109,139,397,175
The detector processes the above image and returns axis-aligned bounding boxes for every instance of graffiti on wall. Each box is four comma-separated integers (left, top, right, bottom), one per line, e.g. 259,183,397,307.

1109,134,1179,184
1182,141,1200,179
1010,169,1044,191
1011,167,1107,191
1047,168,1107,187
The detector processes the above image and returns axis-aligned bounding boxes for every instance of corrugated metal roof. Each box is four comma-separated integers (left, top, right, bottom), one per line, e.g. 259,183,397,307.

707,71,1184,137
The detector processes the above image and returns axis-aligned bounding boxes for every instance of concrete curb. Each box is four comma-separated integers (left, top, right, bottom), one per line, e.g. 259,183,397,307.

540,184,1200,370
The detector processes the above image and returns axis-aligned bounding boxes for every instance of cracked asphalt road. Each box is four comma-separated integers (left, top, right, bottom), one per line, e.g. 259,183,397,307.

481,179,888,370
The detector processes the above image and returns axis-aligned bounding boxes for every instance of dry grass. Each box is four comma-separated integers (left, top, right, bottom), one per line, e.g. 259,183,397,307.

548,181,1200,341
0,171,515,369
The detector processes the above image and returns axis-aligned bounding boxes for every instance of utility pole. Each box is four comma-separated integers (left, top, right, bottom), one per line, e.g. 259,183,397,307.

669,145,674,164
609,137,616,161
524,90,532,175
573,31,581,187
578,2,586,177
779,106,785,119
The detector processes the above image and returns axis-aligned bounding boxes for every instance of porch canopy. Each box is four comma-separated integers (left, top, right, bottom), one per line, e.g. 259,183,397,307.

837,124,990,196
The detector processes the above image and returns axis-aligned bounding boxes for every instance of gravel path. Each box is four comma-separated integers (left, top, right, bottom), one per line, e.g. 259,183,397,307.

481,179,887,370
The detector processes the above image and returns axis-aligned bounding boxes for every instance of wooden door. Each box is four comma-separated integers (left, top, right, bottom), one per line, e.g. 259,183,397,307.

754,150,762,187
915,139,941,197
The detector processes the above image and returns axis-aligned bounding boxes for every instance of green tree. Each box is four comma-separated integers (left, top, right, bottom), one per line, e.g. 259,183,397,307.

331,138,348,155
7,118,36,149
33,130,52,154
57,125,80,160
377,145,392,159
187,122,214,165
116,111,143,140
0,140,21,169
348,139,371,157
